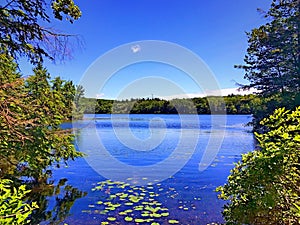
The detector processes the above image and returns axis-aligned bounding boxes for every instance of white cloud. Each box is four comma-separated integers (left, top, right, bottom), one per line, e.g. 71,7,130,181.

131,45,141,53
96,93,105,99
207,87,256,96
162,88,257,100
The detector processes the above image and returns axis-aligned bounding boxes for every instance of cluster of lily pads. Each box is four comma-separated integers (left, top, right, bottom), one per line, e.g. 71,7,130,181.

83,179,180,224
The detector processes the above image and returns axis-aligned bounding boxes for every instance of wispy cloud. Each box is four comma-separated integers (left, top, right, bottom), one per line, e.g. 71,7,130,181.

96,93,105,99
162,88,257,100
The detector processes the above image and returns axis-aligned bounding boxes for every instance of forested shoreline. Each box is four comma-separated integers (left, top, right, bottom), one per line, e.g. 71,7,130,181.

81,94,256,115
0,0,299,224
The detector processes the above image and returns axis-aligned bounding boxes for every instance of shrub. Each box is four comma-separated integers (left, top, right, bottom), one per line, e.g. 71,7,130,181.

0,179,38,224
217,107,300,224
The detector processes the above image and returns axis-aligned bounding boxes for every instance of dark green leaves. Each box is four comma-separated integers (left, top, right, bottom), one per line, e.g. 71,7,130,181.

236,0,300,130
0,0,81,63
0,53,83,180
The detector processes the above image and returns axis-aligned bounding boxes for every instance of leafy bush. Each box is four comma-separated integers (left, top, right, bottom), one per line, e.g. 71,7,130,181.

217,107,300,224
0,179,38,224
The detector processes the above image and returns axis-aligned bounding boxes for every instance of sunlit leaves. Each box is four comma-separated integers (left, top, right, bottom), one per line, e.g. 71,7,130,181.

217,107,300,224
0,179,38,225
51,0,81,23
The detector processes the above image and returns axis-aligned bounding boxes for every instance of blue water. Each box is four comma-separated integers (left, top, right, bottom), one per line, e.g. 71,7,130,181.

51,114,254,224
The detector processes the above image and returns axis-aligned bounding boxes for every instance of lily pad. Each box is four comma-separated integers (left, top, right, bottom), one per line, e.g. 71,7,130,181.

151,213,162,218
129,195,141,203
134,205,144,210
125,202,134,206
105,207,116,211
124,216,133,222
107,217,116,221
87,179,179,224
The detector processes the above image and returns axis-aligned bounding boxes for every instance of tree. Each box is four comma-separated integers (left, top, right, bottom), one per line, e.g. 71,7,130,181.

0,52,84,223
217,107,300,224
238,0,299,95
0,54,83,180
73,84,85,119
0,0,83,223
236,0,300,128
52,77,79,120
0,0,81,63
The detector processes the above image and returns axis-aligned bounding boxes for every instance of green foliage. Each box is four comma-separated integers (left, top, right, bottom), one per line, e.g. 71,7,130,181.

237,0,299,95
0,179,38,225
82,95,256,115
52,0,81,23
248,93,290,132
236,0,300,129
0,0,81,63
87,180,180,224
217,107,300,224
130,98,179,114
0,52,84,223
72,85,85,120
217,2,300,223
0,0,83,223
0,53,83,180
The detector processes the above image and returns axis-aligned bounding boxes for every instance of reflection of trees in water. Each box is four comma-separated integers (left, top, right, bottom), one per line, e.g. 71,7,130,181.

28,178,86,225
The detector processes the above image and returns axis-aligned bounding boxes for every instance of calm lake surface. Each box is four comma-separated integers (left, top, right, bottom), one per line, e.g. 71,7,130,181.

50,114,254,225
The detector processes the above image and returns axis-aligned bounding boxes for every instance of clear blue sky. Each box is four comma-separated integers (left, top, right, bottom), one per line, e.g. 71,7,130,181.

23,0,272,99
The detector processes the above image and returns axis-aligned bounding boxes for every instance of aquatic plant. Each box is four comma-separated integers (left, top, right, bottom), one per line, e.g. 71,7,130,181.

84,179,181,224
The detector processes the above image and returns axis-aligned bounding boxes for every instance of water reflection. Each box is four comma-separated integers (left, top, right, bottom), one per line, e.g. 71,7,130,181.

51,114,254,224
28,178,86,225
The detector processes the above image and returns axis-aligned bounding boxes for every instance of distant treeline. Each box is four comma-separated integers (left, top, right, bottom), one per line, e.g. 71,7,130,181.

80,94,258,114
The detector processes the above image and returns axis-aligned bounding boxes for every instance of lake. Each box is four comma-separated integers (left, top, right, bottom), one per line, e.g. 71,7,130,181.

47,114,254,225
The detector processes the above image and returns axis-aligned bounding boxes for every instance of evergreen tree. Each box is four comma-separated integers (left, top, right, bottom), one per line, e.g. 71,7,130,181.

0,0,81,63
0,54,83,180
0,1,83,223
236,0,300,129
238,0,299,95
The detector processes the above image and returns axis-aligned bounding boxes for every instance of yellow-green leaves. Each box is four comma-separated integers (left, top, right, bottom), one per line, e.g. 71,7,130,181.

87,180,180,224
0,179,38,225
217,107,300,224
51,0,82,23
